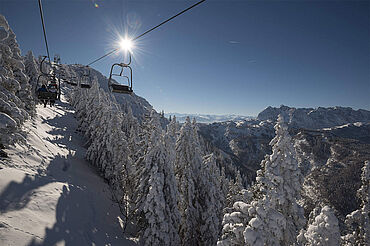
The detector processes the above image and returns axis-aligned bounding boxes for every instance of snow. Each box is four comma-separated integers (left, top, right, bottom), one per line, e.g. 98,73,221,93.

0,112,17,129
165,112,254,124
257,105,370,130
302,206,340,246
0,92,136,245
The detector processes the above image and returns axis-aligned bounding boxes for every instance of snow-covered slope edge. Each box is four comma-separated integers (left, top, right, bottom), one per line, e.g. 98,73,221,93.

0,93,136,245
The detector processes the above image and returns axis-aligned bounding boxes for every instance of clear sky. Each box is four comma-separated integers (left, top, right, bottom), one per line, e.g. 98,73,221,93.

1,0,369,116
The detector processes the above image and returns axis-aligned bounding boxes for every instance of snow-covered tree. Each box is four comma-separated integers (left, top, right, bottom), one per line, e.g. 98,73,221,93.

130,111,181,245
166,115,180,144
174,117,226,245
133,111,160,218
198,154,225,245
225,171,245,210
4,22,34,115
297,205,340,246
218,199,253,246
140,136,181,245
245,115,305,245
342,160,370,245
0,15,35,146
175,117,203,245
24,50,39,102
218,173,252,245
106,112,130,190
218,114,305,246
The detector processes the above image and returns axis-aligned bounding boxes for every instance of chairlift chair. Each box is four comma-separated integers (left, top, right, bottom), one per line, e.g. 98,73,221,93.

35,56,59,101
36,75,57,101
108,52,133,94
47,83,58,100
79,66,92,89
69,76,78,86
80,83,91,89
50,74,61,100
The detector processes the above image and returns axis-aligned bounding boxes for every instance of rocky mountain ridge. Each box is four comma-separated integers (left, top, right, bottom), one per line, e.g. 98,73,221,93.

257,105,370,129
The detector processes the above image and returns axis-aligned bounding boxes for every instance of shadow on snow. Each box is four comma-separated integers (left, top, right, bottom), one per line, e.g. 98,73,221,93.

0,98,132,245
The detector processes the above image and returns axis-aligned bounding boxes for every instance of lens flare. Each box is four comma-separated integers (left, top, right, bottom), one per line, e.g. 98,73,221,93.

119,38,133,52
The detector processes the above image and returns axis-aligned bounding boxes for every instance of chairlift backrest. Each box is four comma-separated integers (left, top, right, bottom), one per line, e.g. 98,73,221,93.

108,53,133,94
79,66,91,88
108,63,133,94
36,56,59,91
69,75,78,86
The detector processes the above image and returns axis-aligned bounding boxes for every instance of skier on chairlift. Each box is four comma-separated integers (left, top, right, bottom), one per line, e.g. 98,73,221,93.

37,84,48,107
48,83,57,107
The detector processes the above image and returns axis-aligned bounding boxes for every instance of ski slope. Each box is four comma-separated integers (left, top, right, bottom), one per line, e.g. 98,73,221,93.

0,93,136,245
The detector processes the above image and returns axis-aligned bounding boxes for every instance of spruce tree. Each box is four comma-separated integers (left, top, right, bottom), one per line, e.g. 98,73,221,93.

133,112,181,245
245,115,305,245
219,115,305,246
175,117,203,245
199,154,224,245
24,51,39,102
343,160,370,245
0,15,33,145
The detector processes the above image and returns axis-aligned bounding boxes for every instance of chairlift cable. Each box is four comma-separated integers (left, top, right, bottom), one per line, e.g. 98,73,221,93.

132,0,206,42
37,0,51,64
87,49,118,67
86,0,206,66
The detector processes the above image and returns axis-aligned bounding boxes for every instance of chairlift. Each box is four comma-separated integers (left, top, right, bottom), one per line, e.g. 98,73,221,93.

49,74,60,100
36,56,59,101
79,66,91,89
108,52,133,94
68,75,78,86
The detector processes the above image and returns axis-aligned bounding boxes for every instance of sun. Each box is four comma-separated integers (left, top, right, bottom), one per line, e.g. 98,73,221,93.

119,38,133,52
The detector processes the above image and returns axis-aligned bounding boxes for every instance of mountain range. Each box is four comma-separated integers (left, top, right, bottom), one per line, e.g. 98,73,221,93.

164,113,254,123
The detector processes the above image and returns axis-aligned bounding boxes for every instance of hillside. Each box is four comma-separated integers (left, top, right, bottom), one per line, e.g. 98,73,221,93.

0,92,136,245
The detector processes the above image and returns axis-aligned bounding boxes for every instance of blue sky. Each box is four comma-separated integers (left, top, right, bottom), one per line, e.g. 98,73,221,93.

1,0,369,116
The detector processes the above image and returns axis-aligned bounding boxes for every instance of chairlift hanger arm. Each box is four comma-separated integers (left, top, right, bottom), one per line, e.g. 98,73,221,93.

121,52,132,66
39,56,49,75
37,0,51,64
84,65,91,76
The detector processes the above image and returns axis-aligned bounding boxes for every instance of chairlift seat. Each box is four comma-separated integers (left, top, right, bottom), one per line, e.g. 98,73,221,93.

108,55,133,94
111,83,133,94
80,84,91,89
37,91,57,100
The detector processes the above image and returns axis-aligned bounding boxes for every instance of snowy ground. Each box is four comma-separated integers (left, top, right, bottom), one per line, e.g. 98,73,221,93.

0,93,135,245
